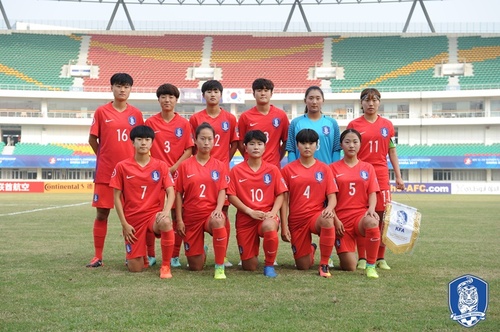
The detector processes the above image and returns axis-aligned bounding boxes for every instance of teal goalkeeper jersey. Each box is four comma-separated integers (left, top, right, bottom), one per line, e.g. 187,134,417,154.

286,114,341,164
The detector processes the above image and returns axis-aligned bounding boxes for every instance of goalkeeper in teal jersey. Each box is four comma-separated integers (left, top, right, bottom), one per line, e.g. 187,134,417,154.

286,86,341,164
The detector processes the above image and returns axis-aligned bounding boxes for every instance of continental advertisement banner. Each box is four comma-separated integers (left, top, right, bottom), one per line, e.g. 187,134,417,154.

0,181,94,193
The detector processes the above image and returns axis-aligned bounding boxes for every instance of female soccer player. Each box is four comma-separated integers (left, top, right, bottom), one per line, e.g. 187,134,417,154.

109,125,176,279
347,88,405,270
281,129,337,278
175,123,229,279
286,86,341,164
86,73,144,268
286,85,341,268
228,130,287,278
329,129,381,279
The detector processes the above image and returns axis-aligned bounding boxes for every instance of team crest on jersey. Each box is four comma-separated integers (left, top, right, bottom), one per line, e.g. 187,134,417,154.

449,275,488,328
126,243,132,253
263,173,272,185
128,116,137,126
360,170,369,180
322,126,330,136
211,170,220,181
151,170,160,182
93,194,99,202
315,171,324,182
221,121,230,132
175,128,183,138
272,118,280,128
380,127,389,138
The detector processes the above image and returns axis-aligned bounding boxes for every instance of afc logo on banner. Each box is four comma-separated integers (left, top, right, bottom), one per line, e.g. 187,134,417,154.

449,275,488,328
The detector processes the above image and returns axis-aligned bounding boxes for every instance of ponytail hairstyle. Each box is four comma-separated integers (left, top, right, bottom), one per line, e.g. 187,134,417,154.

304,86,324,113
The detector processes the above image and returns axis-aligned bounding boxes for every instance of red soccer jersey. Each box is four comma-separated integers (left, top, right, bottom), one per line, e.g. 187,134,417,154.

109,157,174,227
145,112,194,167
189,108,239,166
89,102,144,184
227,161,288,228
281,159,338,226
176,156,229,223
238,105,289,168
347,115,395,184
329,160,380,217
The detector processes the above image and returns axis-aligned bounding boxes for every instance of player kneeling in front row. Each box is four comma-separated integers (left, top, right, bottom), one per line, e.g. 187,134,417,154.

228,130,287,278
109,125,176,279
329,129,381,279
280,129,337,278
175,123,229,280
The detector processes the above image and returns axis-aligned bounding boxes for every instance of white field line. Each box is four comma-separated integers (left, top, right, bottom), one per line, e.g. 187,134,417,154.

0,202,89,217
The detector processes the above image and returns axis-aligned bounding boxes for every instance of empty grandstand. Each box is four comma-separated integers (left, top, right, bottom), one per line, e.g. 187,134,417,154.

0,30,499,193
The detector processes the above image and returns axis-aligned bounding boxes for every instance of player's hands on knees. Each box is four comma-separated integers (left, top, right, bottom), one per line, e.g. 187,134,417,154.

246,209,265,220
334,216,344,237
176,219,186,237
155,211,171,225
321,208,335,219
122,223,137,244
365,209,379,220
263,211,276,220
211,209,223,219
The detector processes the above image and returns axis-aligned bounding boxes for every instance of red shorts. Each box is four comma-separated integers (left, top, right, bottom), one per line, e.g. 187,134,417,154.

183,217,211,257
236,215,279,261
335,210,365,255
92,183,114,209
124,218,156,260
289,211,321,259
376,189,391,212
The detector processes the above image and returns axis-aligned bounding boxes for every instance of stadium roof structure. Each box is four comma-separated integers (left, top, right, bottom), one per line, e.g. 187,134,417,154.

0,0,440,32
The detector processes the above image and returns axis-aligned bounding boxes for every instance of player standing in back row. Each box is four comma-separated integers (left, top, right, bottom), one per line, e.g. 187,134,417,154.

145,83,194,268
238,78,289,169
86,73,144,268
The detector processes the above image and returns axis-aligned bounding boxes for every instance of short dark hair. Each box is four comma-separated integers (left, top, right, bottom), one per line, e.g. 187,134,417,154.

195,122,215,138
156,83,180,99
296,128,319,144
340,128,362,143
243,130,267,145
360,88,381,101
130,125,155,141
201,80,223,94
110,73,133,86
252,78,274,93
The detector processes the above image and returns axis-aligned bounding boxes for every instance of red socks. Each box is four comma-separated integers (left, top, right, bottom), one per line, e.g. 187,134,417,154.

212,227,227,265
93,219,107,259
263,231,278,267
319,227,335,266
160,230,175,267
365,227,381,265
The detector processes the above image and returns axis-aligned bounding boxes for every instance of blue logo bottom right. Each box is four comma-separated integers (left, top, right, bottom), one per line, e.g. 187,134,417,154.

449,274,488,328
